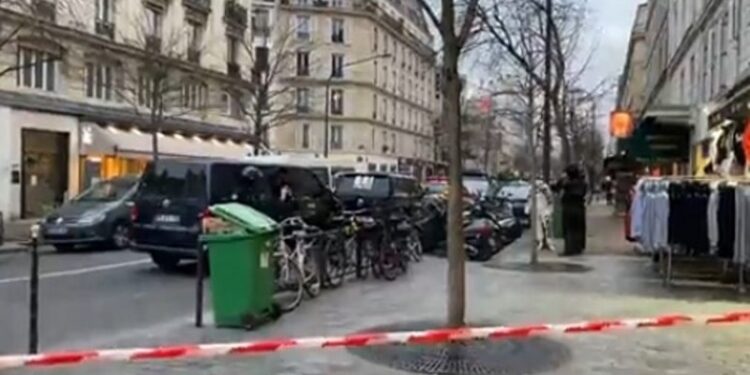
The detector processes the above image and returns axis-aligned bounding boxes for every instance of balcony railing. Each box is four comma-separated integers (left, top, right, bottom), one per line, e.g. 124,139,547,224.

95,19,115,39
227,62,241,77
183,0,211,13
145,35,162,52
33,0,56,22
187,47,201,63
224,0,248,29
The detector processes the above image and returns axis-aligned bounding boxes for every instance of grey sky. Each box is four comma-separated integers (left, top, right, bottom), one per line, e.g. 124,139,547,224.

583,0,642,113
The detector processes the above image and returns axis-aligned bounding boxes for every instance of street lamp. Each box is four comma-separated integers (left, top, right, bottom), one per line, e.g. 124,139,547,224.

323,53,391,158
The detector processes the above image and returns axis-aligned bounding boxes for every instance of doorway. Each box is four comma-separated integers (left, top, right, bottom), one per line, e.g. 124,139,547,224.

21,129,69,218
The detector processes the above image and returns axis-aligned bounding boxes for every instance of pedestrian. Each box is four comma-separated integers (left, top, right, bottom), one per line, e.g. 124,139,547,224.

527,181,554,252
553,165,587,256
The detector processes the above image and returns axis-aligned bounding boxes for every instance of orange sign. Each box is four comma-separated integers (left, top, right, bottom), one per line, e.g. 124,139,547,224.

610,111,634,138
743,120,750,166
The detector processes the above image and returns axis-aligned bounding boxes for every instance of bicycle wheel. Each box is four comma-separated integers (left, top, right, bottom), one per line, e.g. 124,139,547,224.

302,247,322,298
356,237,374,279
408,230,423,262
274,257,304,313
324,237,346,289
378,237,400,281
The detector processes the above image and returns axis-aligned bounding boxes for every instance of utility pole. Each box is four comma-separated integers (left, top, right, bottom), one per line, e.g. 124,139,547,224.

542,0,553,182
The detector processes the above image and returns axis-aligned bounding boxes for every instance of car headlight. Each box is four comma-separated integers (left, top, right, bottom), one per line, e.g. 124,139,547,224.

499,218,515,228
77,213,106,225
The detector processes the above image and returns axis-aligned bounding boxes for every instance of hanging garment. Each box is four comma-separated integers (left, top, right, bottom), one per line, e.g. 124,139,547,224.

717,185,736,259
630,182,646,239
707,186,720,252
734,186,750,265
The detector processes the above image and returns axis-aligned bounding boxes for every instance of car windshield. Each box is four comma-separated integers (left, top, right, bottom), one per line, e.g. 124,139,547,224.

335,175,391,198
75,178,136,202
499,182,531,200
463,178,490,196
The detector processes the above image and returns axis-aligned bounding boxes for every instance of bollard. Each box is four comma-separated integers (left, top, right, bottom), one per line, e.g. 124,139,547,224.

195,241,205,328
28,224,40,354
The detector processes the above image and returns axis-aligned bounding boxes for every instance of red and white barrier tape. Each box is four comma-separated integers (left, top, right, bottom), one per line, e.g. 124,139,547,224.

2,310,749,370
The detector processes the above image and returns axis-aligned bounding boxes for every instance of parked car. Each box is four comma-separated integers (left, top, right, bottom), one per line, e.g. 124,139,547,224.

41,176,139,251
497,180,532,227
463,171,492,198
130,159,338,271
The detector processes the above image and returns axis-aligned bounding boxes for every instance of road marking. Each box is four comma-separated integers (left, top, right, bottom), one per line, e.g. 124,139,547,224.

0,259,151,285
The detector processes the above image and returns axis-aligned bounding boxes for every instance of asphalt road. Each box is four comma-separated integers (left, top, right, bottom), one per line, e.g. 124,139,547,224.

0,248,200,354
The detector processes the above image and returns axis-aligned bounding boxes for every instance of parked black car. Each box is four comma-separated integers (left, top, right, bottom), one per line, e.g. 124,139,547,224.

333,172,423,215
130,159,338,271
41,176,139,251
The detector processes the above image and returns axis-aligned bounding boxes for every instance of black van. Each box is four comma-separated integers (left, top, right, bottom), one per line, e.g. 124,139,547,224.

334,172,422,214
130,159,337,270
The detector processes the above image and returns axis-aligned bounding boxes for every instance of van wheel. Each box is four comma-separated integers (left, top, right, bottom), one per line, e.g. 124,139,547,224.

151,253,180,272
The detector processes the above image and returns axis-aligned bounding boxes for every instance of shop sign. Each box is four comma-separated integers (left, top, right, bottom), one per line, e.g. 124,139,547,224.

610,111,633,138
708,88,750,129
81,125,94,146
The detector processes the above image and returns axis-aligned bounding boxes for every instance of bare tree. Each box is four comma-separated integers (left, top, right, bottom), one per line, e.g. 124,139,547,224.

417,0,479,328
240,14,317,154
478,0,589,176
116,10,212,164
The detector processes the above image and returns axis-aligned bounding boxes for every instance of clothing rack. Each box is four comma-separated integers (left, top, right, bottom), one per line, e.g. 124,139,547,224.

635,176,750,294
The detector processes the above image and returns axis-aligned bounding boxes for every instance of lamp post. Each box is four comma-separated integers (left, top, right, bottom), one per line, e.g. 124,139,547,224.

323,53,391,158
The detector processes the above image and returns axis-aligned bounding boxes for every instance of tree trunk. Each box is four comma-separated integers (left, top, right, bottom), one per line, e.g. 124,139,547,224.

527,78,538,265
541,0,553,183
443,41,465,328
253,102,264,156
551,95,572,166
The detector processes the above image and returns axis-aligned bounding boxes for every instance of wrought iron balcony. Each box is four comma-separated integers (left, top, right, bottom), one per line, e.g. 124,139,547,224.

227,62,241,77
145,35,162,52
33,0,56,22
183,0,211,13
95,19,115,39
224,0,248,29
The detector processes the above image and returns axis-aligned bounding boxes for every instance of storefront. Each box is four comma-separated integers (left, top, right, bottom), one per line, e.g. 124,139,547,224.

78,123,254,188
623,106,692,175
705,85,750,176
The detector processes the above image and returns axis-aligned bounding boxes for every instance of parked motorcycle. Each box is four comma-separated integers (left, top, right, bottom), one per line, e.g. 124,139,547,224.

417,196,519,261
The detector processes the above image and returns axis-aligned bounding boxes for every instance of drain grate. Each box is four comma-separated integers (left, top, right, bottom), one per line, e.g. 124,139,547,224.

348,321,571,375
485,261,593,274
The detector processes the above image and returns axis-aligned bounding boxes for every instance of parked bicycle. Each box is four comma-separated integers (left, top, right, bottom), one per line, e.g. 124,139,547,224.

273,217,323,312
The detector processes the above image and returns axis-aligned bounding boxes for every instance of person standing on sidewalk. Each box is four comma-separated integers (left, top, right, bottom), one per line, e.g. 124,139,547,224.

553,165,588,256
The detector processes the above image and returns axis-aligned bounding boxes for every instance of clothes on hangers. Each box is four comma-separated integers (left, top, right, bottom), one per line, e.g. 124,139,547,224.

707,186,719,252
717,185,736,259
734,186,750,265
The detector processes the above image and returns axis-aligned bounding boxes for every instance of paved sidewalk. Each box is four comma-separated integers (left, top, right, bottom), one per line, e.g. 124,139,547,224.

545,202,633,257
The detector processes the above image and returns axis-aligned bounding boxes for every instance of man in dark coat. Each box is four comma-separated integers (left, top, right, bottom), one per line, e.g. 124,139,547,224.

554,165,587,256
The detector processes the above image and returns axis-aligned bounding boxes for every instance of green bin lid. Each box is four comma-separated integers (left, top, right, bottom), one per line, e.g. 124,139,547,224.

208,203,278,234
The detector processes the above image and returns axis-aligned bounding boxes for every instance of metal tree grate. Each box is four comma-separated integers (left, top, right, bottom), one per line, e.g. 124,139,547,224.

348,321,572,375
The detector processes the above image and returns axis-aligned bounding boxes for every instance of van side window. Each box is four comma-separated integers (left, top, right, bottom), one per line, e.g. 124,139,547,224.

287,168,324,198
210,164,272,207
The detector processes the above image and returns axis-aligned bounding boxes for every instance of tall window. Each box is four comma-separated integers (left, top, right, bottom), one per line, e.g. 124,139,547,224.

330,125,343,150
373,27,378,51
182,80,207,109
227,36,238,64
96,0,111,22
85,62,114,100
372,94,377,119
17,47,56,91
382,98,387,121
302,123,310,148
252,9,270,35
391,133,396,154
710,29,717,96
330,89,343,115
297,51,310,76
374,60,378,84
331,18,345,43
331,54,344,78
145,7,162,37
187,21,204,50
297,87,310,112
137,73,160,108
720,11,728,89
296,16,311,40
689,55,695,102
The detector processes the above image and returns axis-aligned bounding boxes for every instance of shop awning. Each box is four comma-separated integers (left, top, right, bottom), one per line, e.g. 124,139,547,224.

81,124,253,160
624,106,691,163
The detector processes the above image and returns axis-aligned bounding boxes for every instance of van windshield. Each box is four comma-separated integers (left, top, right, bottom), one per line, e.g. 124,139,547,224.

138,161,208,203
335,175,391,198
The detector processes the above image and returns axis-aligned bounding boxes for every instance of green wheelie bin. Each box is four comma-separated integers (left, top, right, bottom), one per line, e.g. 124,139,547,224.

201,203,279,328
